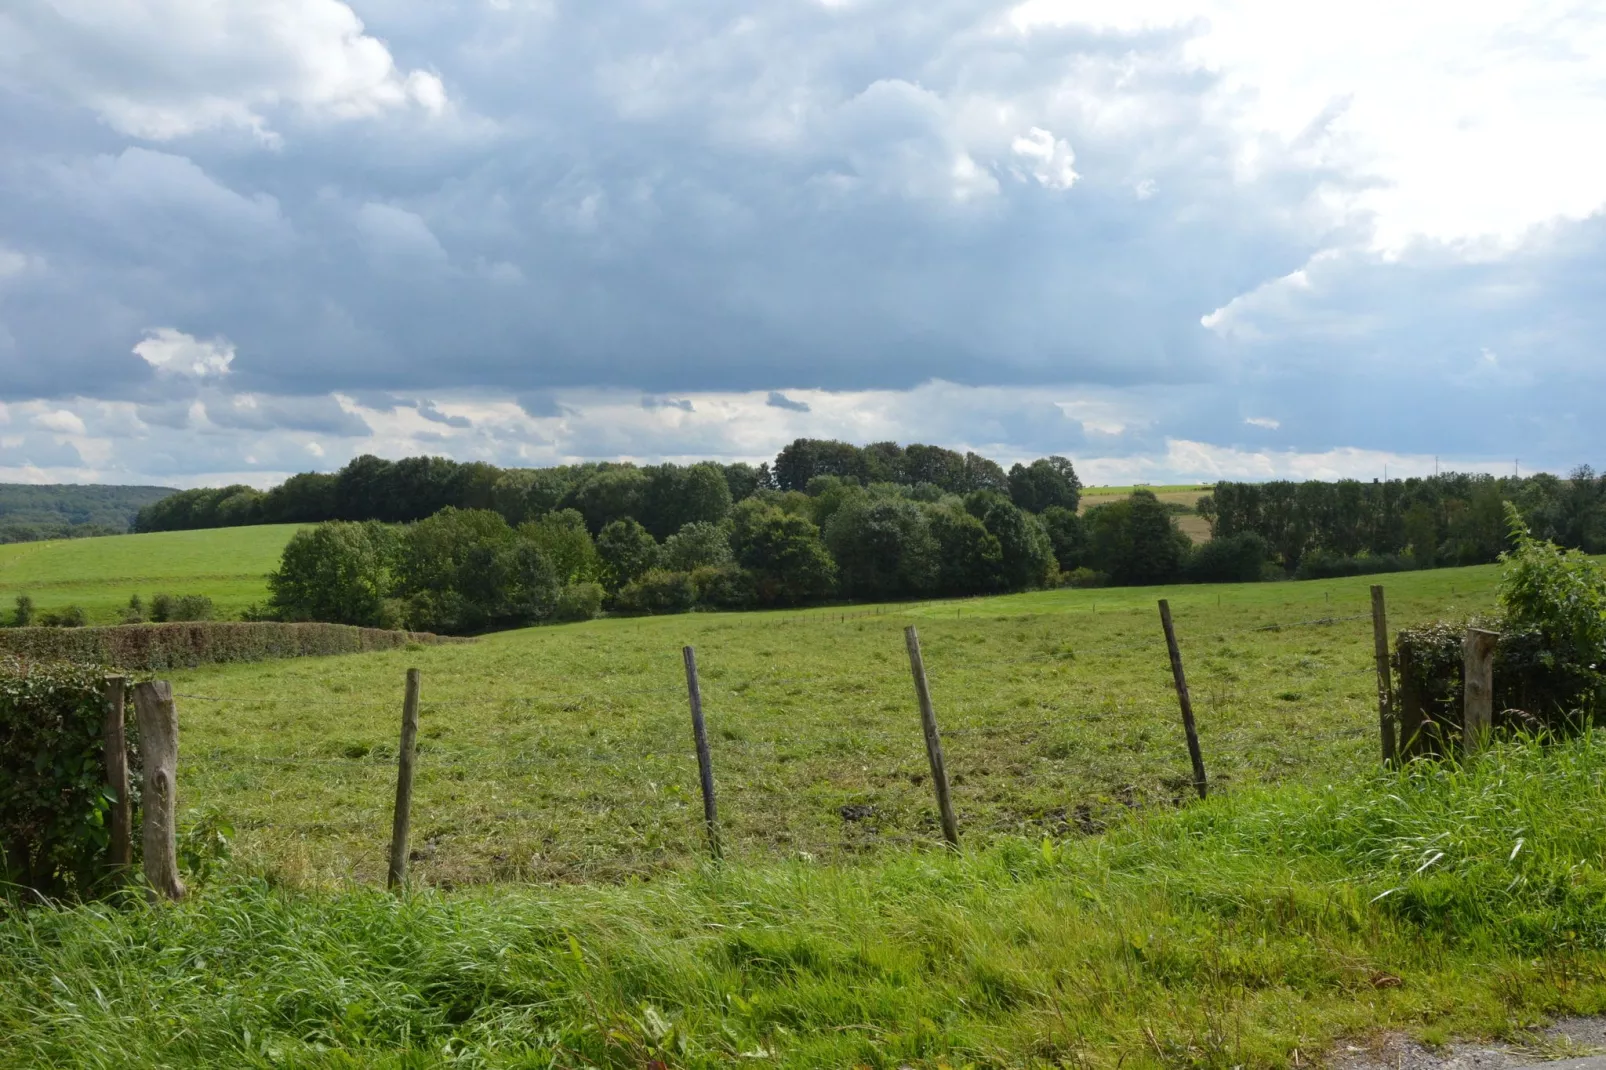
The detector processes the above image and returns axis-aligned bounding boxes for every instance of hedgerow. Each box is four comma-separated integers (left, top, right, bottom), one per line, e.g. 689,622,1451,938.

0,622,464,672
0,658,134,896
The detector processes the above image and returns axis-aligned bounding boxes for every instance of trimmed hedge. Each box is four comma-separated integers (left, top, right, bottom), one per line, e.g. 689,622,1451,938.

0,621,465,672
0,658,133,896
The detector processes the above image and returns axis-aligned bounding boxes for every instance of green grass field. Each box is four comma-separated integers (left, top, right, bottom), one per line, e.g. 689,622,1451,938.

165,564,1500,886
0,525,300,624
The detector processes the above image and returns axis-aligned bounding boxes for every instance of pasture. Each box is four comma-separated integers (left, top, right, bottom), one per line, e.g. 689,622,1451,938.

0,524,300,623
167,563,1500,886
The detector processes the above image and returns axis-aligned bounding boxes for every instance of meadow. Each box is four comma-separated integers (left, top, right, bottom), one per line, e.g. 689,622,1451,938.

0,524,301,623
166,563,1499,886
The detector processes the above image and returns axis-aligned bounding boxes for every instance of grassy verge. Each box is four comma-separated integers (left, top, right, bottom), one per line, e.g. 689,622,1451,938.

5,736,1606,1067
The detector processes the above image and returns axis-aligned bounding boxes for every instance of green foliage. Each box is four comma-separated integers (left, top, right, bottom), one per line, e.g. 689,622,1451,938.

614,569,698,615
269,521,398,627
0,658,130,896
518,510,601,585
822,497,938,601
926,502,1003,595
1086,490,1190,586
732,506,837,606
1040,505,1086,572
0,483,173,543
966,491,1055,590
0,621,458,671
11,595,33,628
553,582,604,622
690,563,758,609
1006,455,1082,513
661,520,734,572
640,463,733,540
1185,532,1270,584
1499,502,1606,664
37,605,89,628
595,518,661,593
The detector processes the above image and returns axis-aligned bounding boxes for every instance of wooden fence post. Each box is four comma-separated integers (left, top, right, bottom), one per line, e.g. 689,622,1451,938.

1157,600,1208,800
387,668,422,890
131,681,184,901
103,676,133,875
1370,586,1397,766
904,626,960,848
1396,640,1426,759
682,646,722,860
1463,628,1499,754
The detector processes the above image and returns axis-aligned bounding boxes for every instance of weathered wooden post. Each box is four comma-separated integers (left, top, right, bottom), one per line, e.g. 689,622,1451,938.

387,668,422,890
682,646,722,860
904,626,960,848
1396,639,1426,759
1463,628,1499,754
1370,586,1397,766
1157,600,1208,800
131,681,184,901
103,675,133,874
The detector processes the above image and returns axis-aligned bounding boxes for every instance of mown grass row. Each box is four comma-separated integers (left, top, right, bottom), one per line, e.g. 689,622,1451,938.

6,735,1606,1068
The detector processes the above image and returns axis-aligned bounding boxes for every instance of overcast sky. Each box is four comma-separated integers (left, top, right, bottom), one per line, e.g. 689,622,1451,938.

1,0,1602,488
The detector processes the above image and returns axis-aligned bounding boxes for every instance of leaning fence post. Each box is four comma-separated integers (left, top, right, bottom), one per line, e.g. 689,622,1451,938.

1157,600,1208,800
103,676,133,875
131,681,185,901
682,646,722,860
1463,628,1499,754
904,626,960,848
387,668,422,890
1370,586,1397,766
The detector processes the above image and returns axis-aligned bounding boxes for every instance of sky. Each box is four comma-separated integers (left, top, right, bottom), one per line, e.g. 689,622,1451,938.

0,0,1603,488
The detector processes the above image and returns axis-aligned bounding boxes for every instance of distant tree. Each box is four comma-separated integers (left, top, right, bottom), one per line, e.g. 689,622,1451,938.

11,594,34,627
722,462,765,503
1040,505,1087,572
963,452,1009,494
805,475,865,529
824,497,939,601
268,521,399,627
573,467,649,534
1184,532,1268,584
965,491,1055,590
595,518,661,591
772,439,865,491
662,520,734,572
641,463,732,540
520,509,602,584
732,506,837,606
1085,490,1188,586
1007,457,1082,514
258,472,338,524
902,444,968,491
926,503,1003,595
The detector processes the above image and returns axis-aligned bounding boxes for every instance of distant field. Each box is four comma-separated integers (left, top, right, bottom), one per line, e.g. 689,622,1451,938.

166,562,1499,887
0,525,302,623
1080,484,1213,542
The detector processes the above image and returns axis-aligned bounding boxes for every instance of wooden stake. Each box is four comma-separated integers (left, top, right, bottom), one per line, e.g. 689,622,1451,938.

103,676,132,874
1463,628,1499,754
683,646,722,860
904,626,960,848
1157,600,1208,800
131,681,185,901
387,668,422,890
1370,586,1397,766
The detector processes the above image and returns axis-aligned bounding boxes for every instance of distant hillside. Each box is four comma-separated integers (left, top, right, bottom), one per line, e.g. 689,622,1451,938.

0,484,177,544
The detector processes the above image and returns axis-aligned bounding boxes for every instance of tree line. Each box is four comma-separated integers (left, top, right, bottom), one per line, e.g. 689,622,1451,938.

1200,469,1606,577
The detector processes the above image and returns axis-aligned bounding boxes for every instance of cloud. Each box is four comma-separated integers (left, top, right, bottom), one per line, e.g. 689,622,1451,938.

641,397,695,413
765,391,810,413
417,401,472,428
1244,417,1280,430
203,393,372,436
134,328,234,378
0,0,447,141
33,409,86,435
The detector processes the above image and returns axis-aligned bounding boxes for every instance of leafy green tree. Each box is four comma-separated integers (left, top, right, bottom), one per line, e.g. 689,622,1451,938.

732,506,837,606
1007,456,1082,513
520,510,602,584
823,497,939,600
1040,506,1087,572
614,570,698,615
662,521,734,572
395,508,522,632
268,521,399,627
722,462,765,503
926,503,1003,595
1085,491,1189,586
965,492,1055,590
595,518,661,591
573,467,649,534
641,463,733,539
11,595,34,627
1184,532,1268,583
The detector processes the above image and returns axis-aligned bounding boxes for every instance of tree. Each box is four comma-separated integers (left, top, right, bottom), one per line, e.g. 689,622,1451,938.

573,467,649,533
641,463,732,539
965,491,1055,590
662,520,734,572
823,497,939,601
1184,532,1268,583
722,462,765,503
394,508,519,632
268,521,398,627
1007,456,1082,513
595,518,661,591
926,503,1003,595
1040,505,1087,572
1085,490,1188,586
733,506,837,605
520,509,602,584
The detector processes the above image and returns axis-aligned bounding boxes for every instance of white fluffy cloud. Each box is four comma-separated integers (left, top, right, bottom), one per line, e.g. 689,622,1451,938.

133,328,234,378
0,0,446,141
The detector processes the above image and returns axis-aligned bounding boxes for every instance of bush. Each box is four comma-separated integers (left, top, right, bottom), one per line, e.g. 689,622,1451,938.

0,622,463,671
11,595,34,628
614,570,698,615
691,564,758,609
149,594,216,624
662,521,734,572
0,658,133,896
1060,567,1107,588
37,606,89,628
1294,550,1412,581
554,582,604,622
595,518,661,592
121,594,146,625
269,521,398,627
1185,532,1269,584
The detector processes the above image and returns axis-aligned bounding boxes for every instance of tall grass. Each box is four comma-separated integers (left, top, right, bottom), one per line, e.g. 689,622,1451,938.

6,736,1606,1068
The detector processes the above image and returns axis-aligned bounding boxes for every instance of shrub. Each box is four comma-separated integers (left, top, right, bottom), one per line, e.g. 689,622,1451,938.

1060,567,1107,589
662,521,734,572
595,518,661,591
0,622,463,671
691,564,758,609
554,582,604,622
0,658,133,896
1186,532,1270,584
121,594,146,625
1294,550,1412,580
614,570,698,615
38,606,89,628
11,595,34,628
